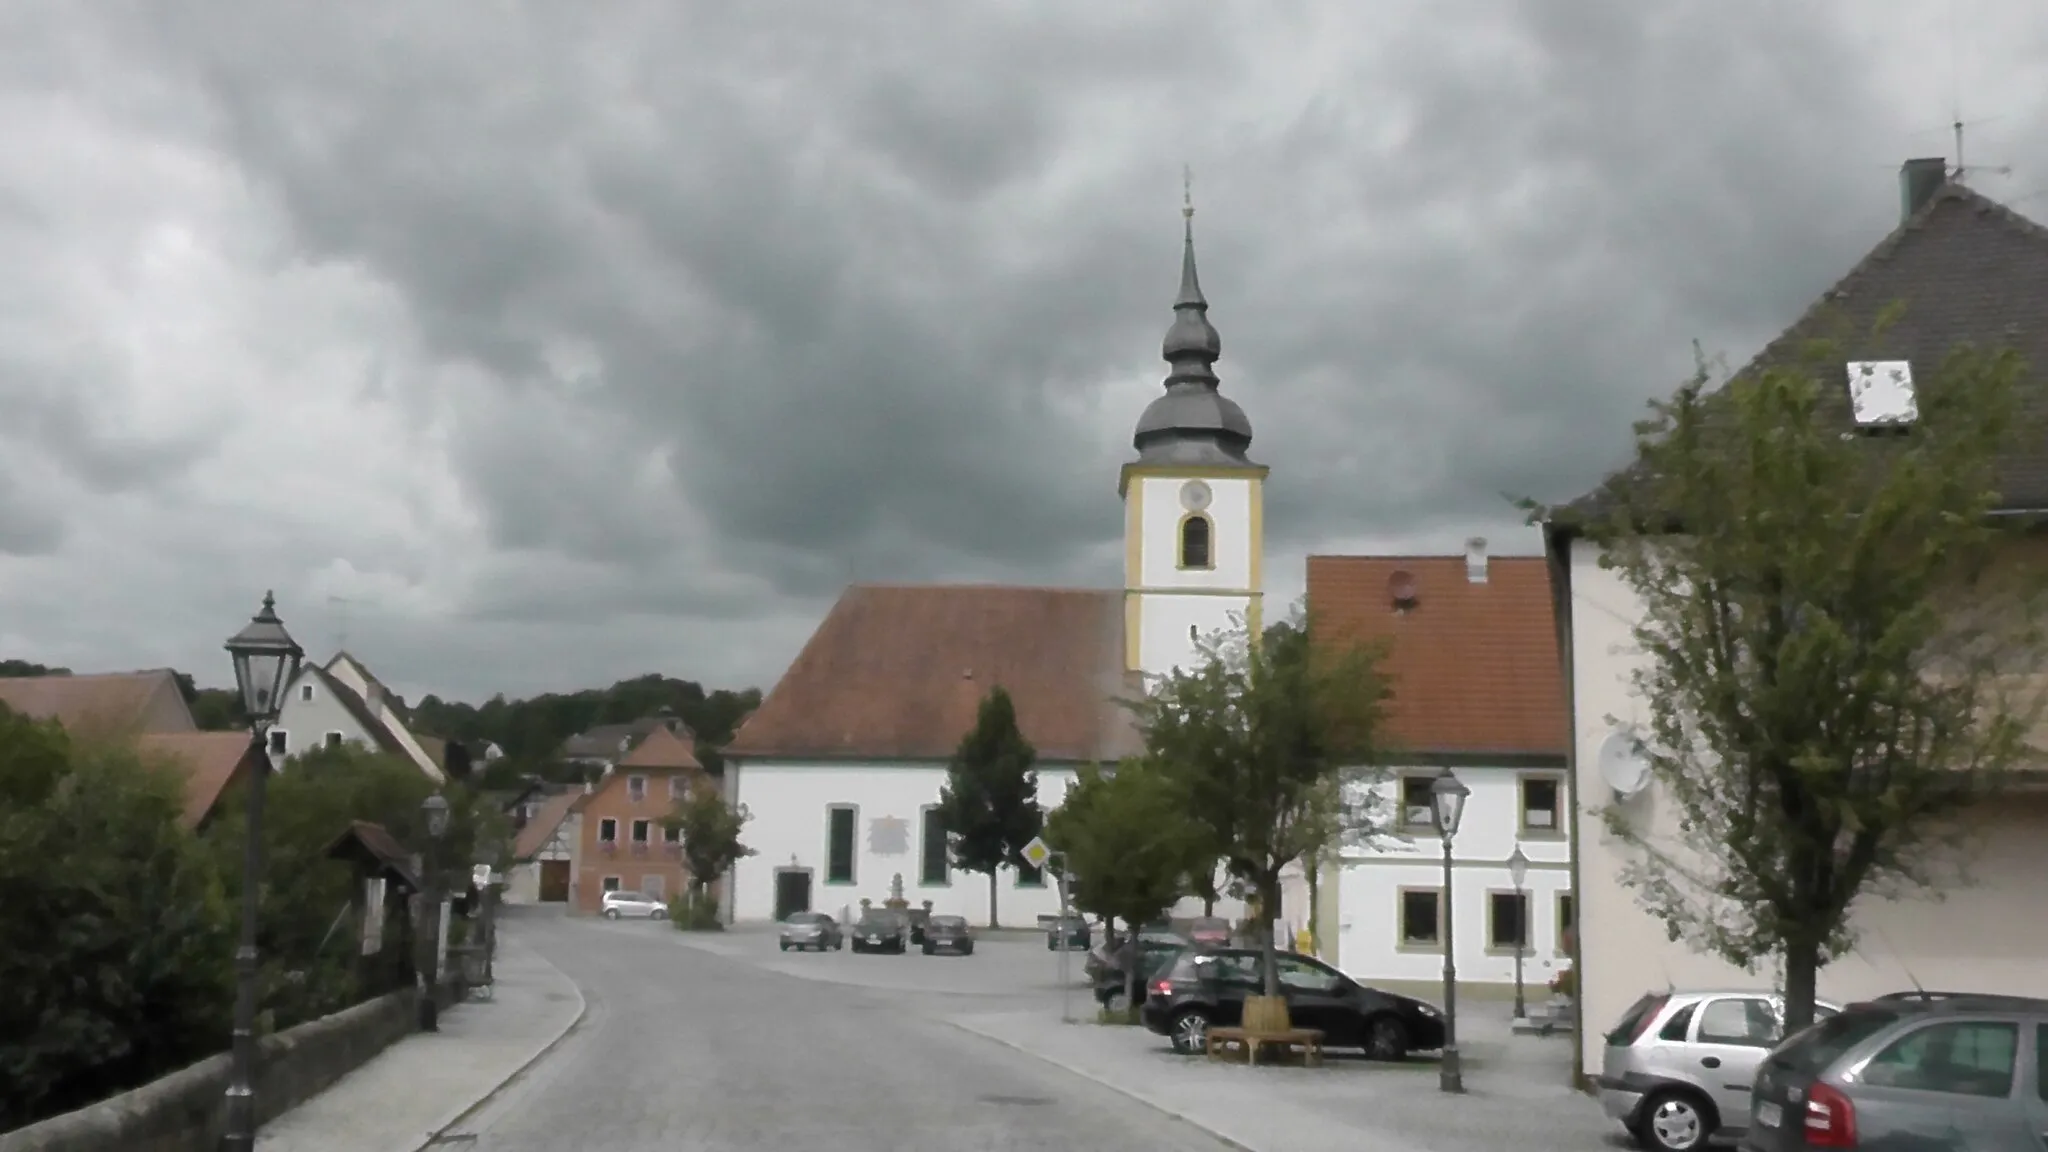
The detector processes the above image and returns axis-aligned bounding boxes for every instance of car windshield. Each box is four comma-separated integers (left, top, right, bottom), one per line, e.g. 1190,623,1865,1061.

1191,918,1228,932
932,917,966,929
1770,1008,1901,1073
786,913,826,924
611,892,645,902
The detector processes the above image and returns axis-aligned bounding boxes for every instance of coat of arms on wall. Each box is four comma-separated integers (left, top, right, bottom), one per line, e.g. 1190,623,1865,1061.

867,815,910,857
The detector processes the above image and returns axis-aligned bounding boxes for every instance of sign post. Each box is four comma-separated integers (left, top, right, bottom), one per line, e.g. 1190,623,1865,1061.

1022,837,1073,1023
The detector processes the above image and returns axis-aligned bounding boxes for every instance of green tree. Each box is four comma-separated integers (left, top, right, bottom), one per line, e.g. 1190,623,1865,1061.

0,705,235,1128
1044,757,1206,1000
934,687,1043,928
1127,605,1391,997
1540,336,2048,1031
666,777,754,929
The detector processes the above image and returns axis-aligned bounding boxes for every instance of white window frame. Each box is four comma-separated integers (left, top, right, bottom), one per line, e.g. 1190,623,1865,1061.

628,775,648,801
644,874,666,900
267,729,290,755
298,683,314,703
601,875,622,893
631,818,652,844
670,775,687,801
598,818,619,843
324,731,345,749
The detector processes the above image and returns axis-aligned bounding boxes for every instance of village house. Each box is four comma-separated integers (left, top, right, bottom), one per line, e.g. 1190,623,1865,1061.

1306,544,1572,990
271,652,461,782
506,789,581,905
723,208,1262,928
1546,160,2048,1076
569,725,707,912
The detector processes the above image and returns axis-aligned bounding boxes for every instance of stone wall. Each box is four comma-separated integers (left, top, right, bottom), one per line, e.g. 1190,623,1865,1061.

0,984,455,1152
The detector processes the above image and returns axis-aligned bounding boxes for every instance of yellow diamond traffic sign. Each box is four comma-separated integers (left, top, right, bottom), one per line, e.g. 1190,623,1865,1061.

1020,836,1052,869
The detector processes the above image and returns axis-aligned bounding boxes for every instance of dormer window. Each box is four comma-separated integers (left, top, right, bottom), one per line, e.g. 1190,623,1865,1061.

1846,360,1918,428
1178,514,1213,570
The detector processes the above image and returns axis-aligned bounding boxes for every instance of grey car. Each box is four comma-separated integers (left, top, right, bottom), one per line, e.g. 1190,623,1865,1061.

849,910,910,954
778,911,843,952
1596,989,1842,1151
1745,993,2048,1151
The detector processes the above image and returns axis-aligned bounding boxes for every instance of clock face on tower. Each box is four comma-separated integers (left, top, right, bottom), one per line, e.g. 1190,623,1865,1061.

1180,480,1213,512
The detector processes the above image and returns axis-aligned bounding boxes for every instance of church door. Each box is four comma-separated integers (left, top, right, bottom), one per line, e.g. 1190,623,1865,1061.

774,869,813,920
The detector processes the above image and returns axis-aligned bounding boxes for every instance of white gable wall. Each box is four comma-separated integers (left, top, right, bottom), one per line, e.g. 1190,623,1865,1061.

730,760,1081,926
1568,537,2048,1072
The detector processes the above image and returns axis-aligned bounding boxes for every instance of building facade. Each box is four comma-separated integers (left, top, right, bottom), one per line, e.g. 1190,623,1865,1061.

571,726,706,912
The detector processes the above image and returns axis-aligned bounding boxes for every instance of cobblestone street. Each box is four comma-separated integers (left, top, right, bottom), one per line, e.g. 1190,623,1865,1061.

451,914,1241,1151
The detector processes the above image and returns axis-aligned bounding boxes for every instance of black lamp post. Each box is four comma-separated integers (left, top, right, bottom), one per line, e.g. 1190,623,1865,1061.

1507,844,1530,1023
1430,768,1471,1095
220,592,304,1152
418,792,451,1032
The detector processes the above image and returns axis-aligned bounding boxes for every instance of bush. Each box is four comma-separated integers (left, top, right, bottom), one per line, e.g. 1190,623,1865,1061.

0,708,236,1129
669,888,723,931
1549,965,1576,998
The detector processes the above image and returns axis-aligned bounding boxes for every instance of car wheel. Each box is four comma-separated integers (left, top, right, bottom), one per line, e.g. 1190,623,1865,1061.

779,941,789,952
961,943,973,955
652,909,668,920
1636,1089,1714,1152
1169,1009,1210,1054
1103,990,1129,1014
604,909,620,920
1364,1015,1409,1061
835,938,844,950
922,943,935,955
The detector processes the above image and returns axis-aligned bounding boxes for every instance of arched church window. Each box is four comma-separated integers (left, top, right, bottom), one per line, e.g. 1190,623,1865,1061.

1178,514,1213,570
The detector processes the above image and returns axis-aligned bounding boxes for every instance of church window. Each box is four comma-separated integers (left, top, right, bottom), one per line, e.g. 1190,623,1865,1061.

919,806,949,886
1178,513,1213,570
826,804,857,885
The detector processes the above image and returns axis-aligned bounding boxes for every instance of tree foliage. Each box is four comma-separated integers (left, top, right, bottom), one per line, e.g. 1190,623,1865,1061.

1547,335,2048,1030
0,704,235,1129
934,687,1044,928
668,776,754,904
1045,757,1206,932
1127,604,1392,996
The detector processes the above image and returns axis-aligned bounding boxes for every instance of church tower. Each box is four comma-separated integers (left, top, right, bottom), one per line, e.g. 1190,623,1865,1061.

1121,194,1266,678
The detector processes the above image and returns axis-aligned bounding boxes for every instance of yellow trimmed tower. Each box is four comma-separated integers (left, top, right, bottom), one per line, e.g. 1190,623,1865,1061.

1121,198,1266,679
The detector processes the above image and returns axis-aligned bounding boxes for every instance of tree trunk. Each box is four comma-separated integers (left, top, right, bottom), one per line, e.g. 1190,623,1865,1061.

987,871,999,929
1782,941,1823,1034
1258,874,1282,998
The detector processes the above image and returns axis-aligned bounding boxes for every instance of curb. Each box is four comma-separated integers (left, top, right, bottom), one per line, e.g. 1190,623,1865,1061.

404,946,590,1152
939,1017,1260,1152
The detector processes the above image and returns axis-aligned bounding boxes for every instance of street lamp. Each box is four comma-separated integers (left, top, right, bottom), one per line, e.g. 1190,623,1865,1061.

220,592,303,1152
418,792,451,1032
1507,843,1530,1023
1429,768,1471,1095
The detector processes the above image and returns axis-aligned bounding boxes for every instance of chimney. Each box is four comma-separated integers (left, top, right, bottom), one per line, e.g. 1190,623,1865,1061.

1465,536,1489,583
1900,158,1947,222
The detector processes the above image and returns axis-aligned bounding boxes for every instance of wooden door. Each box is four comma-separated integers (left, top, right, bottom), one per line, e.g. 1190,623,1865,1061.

539,859,571,902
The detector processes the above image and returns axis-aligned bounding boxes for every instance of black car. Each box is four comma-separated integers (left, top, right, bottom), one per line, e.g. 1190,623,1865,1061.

1096,941,1188,1011
921,915,974,955
1047,915,1091,951
1139,947,1447,1061
849,910,909,954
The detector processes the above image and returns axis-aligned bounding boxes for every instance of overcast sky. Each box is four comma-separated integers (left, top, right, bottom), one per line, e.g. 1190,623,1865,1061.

3,1,2045,704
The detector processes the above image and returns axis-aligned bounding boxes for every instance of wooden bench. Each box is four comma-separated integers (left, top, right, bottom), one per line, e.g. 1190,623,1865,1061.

1204,1025,1325,1067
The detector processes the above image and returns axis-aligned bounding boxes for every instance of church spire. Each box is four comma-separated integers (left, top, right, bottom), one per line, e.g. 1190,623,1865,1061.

1162,169,1222,387
1130,170,1255,467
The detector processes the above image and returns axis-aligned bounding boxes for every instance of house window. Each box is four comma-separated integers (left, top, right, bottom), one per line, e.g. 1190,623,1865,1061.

919,807,949,886
1016,861,1044,888
1556,892,1576,952
628,775,648,802
1397,776,1436,831
1398,888,1441,947
1178,514,1213,570
599,818,619,843
1487,891,1529,953
670,776,687,801
602,875,621,893
826,805,856,885
324,731,345,749
267,729,289,756
663,823,681,843
644,874,666,900
299,683,314,703
1520,775,1563,834
632,819,651,844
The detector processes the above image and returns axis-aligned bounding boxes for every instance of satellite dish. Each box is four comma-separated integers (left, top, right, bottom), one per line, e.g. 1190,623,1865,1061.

1598,727,1651,797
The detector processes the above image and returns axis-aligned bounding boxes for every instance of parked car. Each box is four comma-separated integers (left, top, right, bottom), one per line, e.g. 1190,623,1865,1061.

777,911,843,952
1097,942,1188,1012
1745,992,2048,1151
1593,989,1843,1152
600,890,668,920
921,915,974,955
1086,928,1188,985
849,909,910,954
1139,947,1445,1061
1185,916,1232,950
907,907,932,945
1047,915,1091,952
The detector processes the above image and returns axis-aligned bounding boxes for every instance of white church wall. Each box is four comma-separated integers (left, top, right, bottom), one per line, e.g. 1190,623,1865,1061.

729,760,1080,927
1134,475,1257,590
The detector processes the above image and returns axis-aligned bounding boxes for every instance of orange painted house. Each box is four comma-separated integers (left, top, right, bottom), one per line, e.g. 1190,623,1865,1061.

570,725,707,913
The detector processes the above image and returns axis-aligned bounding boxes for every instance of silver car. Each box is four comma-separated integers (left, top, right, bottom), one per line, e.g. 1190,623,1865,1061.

779,911,844,952
600,890,668,920
1595,989,1842,1151
1745,992,2048,1151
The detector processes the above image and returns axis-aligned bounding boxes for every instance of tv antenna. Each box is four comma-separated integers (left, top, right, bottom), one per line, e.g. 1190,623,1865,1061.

1945,0,2013,186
